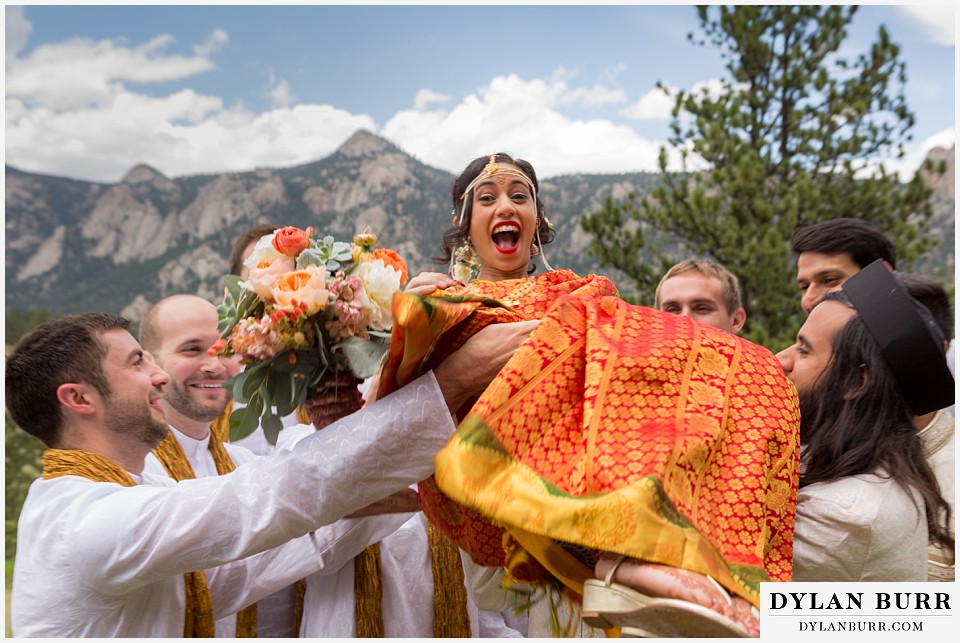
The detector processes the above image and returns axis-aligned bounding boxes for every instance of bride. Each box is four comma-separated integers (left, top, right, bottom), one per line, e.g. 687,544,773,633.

380,153,800,637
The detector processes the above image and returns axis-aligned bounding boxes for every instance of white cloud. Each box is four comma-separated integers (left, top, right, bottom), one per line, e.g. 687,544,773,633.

5,27,377,182
5,5,32,59
6,33,219,110
381,73,678,178
266,70,294,108
559,83,627,108
413,89,451,110
622,77,733,120
895,6,955,46
867,128,957,182
622,83,675,120
5,85,376,182
194,28,229,56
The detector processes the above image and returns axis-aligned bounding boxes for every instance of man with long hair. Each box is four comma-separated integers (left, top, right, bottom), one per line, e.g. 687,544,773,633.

776,261,954,580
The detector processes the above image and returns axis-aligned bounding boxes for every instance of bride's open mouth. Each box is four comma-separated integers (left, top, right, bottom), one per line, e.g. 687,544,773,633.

491,221,521,253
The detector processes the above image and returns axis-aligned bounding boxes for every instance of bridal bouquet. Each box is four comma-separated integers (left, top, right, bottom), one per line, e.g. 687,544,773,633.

213,225,408,443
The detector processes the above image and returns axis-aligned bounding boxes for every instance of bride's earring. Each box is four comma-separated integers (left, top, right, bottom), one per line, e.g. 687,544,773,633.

451,238,480,284
534,217,553,272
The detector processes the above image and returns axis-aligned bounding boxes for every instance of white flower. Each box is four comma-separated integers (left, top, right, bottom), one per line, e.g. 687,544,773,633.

244,232,284,272
352,259,401,331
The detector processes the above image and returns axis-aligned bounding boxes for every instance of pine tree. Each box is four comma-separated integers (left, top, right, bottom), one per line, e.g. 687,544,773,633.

581,5,940,347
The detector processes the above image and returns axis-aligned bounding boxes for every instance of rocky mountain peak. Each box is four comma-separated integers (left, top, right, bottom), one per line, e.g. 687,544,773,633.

335,129,396,159
121,163,168,184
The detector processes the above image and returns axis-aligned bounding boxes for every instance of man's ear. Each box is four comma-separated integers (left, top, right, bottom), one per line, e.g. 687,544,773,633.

56,383,99,416
843,364,872,401
731,308,747,334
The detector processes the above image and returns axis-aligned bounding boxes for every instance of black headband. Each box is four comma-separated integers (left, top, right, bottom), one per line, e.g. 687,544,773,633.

841,260,954,415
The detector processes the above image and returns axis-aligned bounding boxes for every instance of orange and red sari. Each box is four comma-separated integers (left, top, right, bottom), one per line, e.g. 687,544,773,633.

377,269,799,607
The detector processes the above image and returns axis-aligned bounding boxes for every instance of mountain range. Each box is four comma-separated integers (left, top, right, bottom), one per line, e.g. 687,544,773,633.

4,130,954,322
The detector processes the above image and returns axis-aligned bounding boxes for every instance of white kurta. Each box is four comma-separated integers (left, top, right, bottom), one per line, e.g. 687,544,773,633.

142,426,300,637
10,373,452,638
792,469,928,581
277,424,526,637
919,408,955,581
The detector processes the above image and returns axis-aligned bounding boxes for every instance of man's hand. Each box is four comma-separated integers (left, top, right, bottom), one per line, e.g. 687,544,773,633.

345,488,420,517
404,271,456,297
433,320,540,414
303,373,364,430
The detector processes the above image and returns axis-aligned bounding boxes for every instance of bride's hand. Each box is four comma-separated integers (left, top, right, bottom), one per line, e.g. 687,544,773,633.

404,271,455,296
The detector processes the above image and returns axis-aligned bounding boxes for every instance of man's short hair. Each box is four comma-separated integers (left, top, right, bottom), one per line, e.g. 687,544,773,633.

894,272,954,340
228,223,277,276
5,312,130,447
789,217,896,270
655,259,744,314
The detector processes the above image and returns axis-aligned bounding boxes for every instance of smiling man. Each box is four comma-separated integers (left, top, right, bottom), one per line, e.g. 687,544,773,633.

789,218,896,315
139,295,277,637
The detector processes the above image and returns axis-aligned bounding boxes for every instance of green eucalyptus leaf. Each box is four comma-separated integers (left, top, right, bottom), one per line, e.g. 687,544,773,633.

338,337,389,379
261,413,283,446
296,250,324,270
229,402,260,442
274,372,294,416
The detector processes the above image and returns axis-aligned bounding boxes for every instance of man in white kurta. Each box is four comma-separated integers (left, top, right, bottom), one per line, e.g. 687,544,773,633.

918,408,955,580
11,371,450,638
7,312,535,638
139,294,312,637
791,469,928,581
276,424,527,637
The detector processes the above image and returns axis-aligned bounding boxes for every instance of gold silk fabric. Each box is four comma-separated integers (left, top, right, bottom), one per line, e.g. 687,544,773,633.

378,270,800,608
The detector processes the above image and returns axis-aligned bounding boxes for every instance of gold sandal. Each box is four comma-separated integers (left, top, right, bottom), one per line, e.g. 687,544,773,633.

581,556,752,638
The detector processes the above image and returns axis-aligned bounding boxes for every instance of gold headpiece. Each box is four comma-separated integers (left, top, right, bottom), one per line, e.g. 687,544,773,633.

459,154,536,202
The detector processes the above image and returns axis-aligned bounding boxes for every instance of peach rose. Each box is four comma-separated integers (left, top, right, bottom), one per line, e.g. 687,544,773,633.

271,265,329,315
243,254,295,300
272,226,312,257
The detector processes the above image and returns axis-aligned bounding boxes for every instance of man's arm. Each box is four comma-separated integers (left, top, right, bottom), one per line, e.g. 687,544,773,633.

76,321,538,594
434,320,540,414
75,372,454,594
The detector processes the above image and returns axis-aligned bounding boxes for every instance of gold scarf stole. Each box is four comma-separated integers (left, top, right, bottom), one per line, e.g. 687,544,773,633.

152,431,257,637
354,525,471,637
40,449,217,638
208,401,310,634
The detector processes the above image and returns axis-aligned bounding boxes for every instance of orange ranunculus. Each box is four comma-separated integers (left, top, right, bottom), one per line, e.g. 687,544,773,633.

272,226,312,257
272,265,329,315
372,248,408,284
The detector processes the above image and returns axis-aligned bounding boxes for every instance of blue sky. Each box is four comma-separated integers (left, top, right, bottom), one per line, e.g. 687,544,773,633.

5,3,955,183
